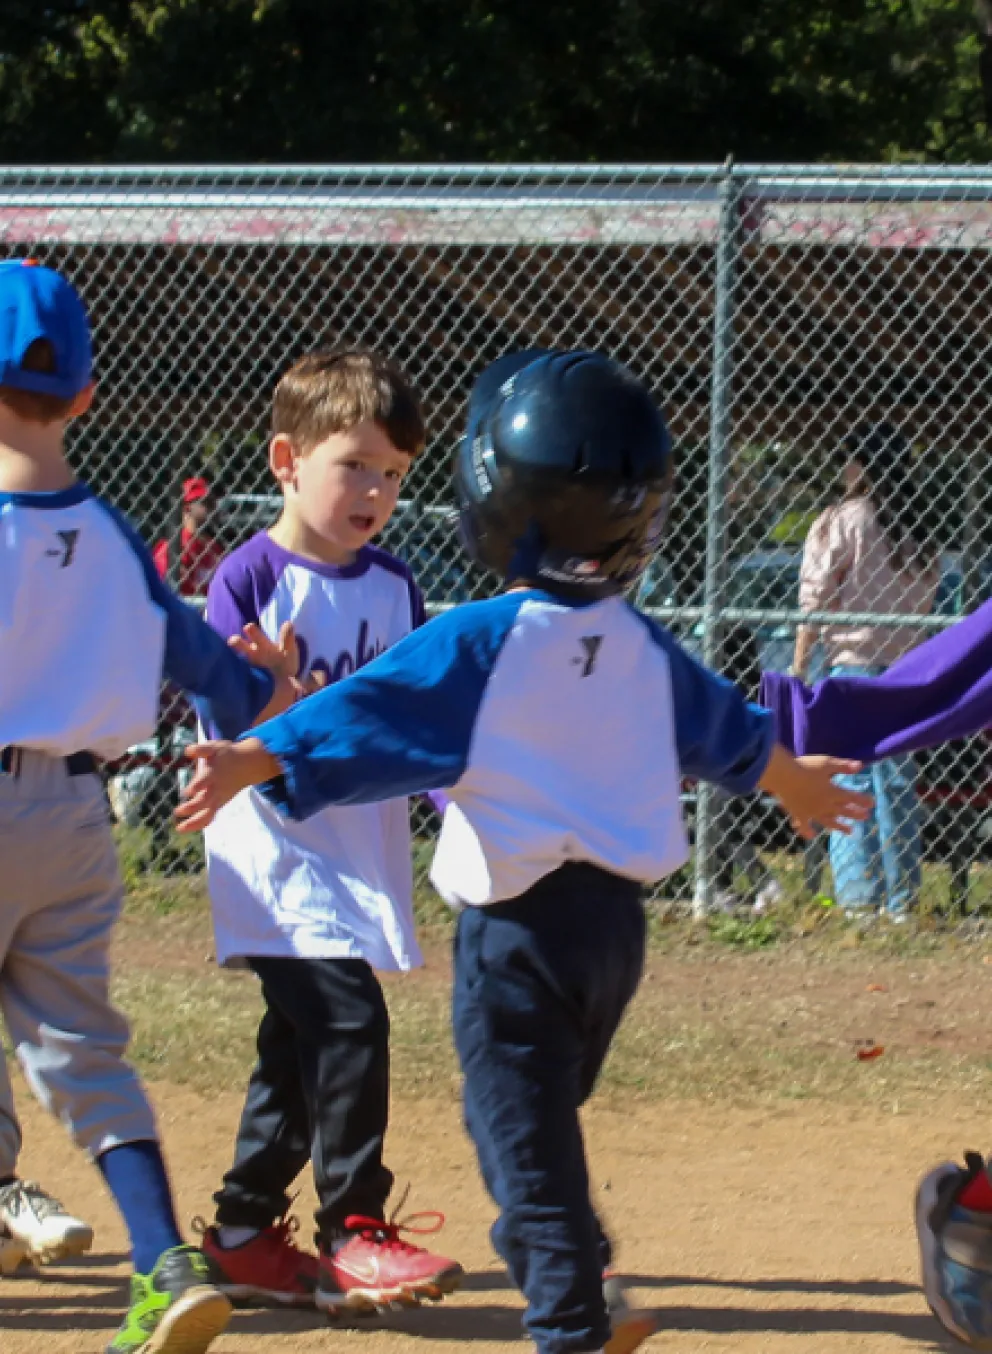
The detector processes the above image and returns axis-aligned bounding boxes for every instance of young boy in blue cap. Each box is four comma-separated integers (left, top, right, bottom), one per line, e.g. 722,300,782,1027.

0,257,300,1353
177,348,871,1354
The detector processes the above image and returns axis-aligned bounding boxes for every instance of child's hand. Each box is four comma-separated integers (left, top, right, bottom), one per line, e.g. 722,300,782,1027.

229,621,300,680
175,737,282,832
296,667,330,697
758,745,873,841
233,622,329,721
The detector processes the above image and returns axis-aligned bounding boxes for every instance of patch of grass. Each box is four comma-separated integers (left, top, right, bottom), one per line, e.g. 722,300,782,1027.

115,966,459,1098
706,912,782,949
112,954,992,1114
119,968,263,1087
116,851,992,963
103,840,992,1111
115,825,205,896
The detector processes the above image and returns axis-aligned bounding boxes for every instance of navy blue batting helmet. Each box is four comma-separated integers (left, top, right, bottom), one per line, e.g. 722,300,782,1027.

455,349,673,598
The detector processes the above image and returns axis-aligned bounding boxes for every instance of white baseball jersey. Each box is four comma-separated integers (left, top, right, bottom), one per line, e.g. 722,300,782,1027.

204,531,426,971
246,590,776,908
0,482,273,758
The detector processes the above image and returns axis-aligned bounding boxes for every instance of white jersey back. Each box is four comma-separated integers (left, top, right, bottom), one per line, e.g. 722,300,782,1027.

0,485,165,758
245,589,776,907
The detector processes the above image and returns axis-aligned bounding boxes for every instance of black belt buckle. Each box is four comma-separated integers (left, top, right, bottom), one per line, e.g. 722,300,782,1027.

66,752,97,776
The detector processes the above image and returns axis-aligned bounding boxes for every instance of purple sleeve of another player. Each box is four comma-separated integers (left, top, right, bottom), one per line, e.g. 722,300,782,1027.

206,534,287,640
206,557,260,639
202,538,284,736
760,594,992,760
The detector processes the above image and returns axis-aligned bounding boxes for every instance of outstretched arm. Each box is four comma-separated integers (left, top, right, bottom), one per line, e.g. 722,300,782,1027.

761,594,992,761
637,612,872,839
177,600,519,829
99,500,290,735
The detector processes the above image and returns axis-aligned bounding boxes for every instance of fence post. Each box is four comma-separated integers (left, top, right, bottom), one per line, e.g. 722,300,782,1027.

960,447,984,617
693,162,745,917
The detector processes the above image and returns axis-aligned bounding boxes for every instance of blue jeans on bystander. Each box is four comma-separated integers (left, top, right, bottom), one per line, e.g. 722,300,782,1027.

827,663,921,916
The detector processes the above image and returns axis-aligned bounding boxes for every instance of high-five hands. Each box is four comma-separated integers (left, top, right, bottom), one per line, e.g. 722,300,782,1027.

759,746,873,841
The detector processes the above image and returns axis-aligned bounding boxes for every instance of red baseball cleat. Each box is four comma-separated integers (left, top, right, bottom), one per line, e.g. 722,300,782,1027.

316,1207,463,1314
196,1215,319,1307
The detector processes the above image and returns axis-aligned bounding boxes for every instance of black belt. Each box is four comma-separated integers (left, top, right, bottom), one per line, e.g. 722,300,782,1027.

0,747,98,777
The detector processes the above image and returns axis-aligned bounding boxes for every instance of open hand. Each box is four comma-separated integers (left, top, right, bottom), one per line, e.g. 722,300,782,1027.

759,746,873,841
233,622,329,721
175,737,281,832
229,621,300,680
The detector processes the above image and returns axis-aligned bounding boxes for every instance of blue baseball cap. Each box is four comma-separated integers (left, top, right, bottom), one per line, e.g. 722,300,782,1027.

0,258,92,400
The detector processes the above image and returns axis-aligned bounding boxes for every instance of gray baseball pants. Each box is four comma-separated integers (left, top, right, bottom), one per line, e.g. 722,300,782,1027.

0,749,157,1176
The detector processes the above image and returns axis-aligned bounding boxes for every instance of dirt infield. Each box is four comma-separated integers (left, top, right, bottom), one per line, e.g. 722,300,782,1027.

2,1074,977,1354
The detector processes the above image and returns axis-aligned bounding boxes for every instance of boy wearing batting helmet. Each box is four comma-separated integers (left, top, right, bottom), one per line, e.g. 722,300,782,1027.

0,258,300,1354
178,348,872,1354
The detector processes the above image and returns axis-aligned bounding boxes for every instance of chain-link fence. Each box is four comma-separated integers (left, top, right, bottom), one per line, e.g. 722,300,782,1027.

4,163,992,918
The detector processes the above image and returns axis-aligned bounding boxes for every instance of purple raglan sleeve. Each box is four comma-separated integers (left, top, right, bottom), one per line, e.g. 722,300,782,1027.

760,595,992,761
203,537,283,736
206,534,287,638
207,557,259,639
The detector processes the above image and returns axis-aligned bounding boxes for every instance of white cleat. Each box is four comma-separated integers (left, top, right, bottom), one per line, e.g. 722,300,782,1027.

0,1179,93,1264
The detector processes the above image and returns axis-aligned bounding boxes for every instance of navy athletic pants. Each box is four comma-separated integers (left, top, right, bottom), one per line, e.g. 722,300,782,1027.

452,862,646,1354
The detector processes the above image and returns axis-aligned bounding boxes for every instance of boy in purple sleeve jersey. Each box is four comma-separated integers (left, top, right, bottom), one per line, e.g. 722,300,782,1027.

761,605,992,1351
179,349,871,1354
195,350,462,1314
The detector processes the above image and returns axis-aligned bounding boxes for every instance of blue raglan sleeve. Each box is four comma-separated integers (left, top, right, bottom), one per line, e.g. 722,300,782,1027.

247,597,521,820
638,614,776,793
99,503,274,738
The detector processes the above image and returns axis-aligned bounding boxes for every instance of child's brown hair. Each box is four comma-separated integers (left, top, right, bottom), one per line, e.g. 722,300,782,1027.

272,349,425,456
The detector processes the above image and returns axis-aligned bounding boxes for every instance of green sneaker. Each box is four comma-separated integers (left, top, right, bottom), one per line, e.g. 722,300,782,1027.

106,1244,232,1354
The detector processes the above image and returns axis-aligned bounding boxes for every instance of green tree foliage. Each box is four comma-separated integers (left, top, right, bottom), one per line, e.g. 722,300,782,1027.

0,1,986,163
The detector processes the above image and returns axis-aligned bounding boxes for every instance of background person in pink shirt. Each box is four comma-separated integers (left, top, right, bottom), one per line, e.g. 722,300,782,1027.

792,424,938,918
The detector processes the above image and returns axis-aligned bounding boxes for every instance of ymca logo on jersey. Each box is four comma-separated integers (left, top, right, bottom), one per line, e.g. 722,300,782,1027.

294,618,386,686
572,635,604,677
45,529,80,568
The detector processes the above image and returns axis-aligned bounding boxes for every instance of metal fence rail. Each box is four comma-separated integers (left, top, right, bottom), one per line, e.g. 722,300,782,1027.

4,163,992,920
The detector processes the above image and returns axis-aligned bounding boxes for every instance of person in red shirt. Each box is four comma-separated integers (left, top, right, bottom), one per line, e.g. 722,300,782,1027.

146,479,225,865
152,476,225,597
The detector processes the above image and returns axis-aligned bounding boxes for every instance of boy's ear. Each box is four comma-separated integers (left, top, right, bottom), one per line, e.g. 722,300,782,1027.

269,433,297,487
68,381,95,420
